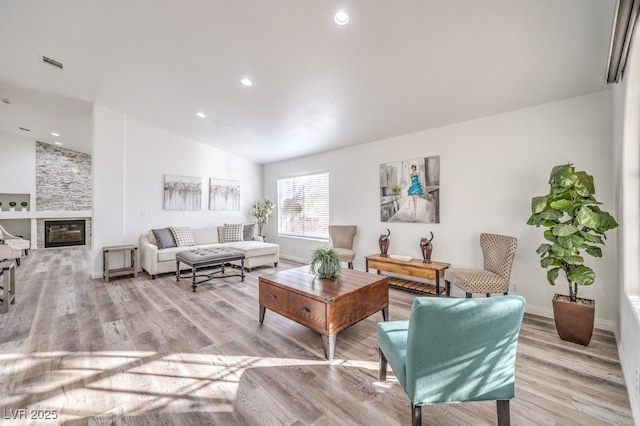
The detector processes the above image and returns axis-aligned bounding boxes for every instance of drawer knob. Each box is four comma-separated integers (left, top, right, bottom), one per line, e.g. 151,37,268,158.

301,306,311,313
269,294,277,300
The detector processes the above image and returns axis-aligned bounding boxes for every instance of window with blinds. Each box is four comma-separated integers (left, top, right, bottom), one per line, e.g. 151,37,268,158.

277,171,329,239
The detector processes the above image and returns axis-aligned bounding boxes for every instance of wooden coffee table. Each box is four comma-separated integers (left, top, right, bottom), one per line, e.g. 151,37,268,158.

259,265,388,360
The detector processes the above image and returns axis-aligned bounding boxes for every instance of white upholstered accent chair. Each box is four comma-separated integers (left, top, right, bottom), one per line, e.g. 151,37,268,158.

0,225,30,266
444,233,518,298
328,225,357,269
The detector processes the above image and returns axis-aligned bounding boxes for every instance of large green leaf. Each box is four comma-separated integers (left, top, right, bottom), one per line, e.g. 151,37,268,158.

549,164,575,188
552,224,578,237
551,243,576,257
536,243,552,255
579,230,604,245
585,246,602,257
573,171,595,197
567,265,595,286
546,267,560,285
577,206,619,232
563,255,584,265
531,195,549,214
541,257,562,268
557,233,585,250
549,199,573,214
543,230,557,242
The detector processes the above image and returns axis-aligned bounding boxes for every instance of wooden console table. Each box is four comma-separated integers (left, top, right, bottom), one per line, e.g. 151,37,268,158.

365,254,450,296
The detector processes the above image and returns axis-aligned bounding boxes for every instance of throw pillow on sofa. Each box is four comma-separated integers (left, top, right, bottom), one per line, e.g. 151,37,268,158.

224,223,244,242
152,227,177,249
170,226,195,247
243,224,257,241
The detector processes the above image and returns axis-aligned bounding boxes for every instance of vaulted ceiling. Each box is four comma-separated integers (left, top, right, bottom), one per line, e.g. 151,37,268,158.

0,1,617,163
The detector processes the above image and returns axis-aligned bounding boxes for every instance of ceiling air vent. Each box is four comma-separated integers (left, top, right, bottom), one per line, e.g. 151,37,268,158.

42,55,63,70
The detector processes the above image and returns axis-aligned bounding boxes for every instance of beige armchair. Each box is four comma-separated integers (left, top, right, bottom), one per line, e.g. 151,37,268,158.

328,225,357,269
444,233,518,298
0,225,30,266
0,244,21,265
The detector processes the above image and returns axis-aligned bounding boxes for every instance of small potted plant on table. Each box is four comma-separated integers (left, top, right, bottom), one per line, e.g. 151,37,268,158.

9,202,16,212
20,202,28,211
310,247,342,279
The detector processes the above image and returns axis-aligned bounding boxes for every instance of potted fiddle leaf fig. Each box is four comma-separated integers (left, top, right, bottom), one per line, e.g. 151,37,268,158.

527,163,618,346
310,247,342,279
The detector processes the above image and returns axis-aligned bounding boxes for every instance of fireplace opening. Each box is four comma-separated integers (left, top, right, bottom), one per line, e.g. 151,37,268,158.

45,220,86,248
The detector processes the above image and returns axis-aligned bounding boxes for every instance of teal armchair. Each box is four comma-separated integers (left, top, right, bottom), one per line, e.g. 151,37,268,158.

377,296,526,425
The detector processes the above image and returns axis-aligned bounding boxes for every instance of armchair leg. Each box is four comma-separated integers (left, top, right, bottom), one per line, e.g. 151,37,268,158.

465,292,472,298
411,404,422,426
445,280,451,297
497,400,510,426
348,262,353,269
379,349,387,381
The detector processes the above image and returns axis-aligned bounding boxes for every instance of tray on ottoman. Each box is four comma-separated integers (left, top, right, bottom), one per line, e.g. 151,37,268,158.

176,248,245,292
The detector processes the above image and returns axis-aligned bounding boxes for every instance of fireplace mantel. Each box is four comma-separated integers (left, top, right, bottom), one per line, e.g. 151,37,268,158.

0,210,91,220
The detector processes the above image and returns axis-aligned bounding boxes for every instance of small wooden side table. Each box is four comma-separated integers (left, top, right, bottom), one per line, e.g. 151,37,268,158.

0,260,16,313
103,245,138,282
365,254,450,296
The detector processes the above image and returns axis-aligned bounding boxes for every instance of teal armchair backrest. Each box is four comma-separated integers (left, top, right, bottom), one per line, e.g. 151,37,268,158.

405,296,525,405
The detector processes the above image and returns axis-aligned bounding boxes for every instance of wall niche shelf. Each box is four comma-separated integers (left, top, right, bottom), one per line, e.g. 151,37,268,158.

0,193,30,212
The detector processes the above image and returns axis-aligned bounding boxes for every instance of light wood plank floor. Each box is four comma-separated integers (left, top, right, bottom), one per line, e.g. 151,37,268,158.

0,248,633,425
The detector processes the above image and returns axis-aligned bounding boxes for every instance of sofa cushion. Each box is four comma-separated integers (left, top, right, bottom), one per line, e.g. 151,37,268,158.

244,224,257,241
171,226,195,247
227,241,279,257
158,246,194,262
192,227,219,245
152,227,177,249
223,223,244,242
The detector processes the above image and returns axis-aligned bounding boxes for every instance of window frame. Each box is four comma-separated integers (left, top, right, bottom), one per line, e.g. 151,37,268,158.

277,170,330,240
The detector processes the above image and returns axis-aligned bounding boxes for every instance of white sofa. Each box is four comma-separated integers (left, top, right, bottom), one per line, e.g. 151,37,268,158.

139,225,279,278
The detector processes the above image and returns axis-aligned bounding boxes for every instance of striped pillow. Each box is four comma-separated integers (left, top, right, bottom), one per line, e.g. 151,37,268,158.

170,226,195,247
223,223,244,243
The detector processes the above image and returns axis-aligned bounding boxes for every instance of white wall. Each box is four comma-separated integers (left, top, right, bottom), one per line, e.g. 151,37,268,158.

92,105,263,277
264,91,618,327
0,131,36,241
0,130,35,202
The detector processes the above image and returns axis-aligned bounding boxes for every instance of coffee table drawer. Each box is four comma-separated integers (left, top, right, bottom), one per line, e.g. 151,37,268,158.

259,282,289,313
287,292,326,331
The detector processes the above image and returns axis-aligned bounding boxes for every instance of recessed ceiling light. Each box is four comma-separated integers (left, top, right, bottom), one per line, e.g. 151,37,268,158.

196,112,206,118
54,142,62,146
334,10,349,25
241,78,253,87
51,132,60,137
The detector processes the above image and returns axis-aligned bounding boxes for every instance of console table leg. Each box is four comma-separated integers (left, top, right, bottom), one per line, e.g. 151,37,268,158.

382,306,389,321
322,333,337,361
